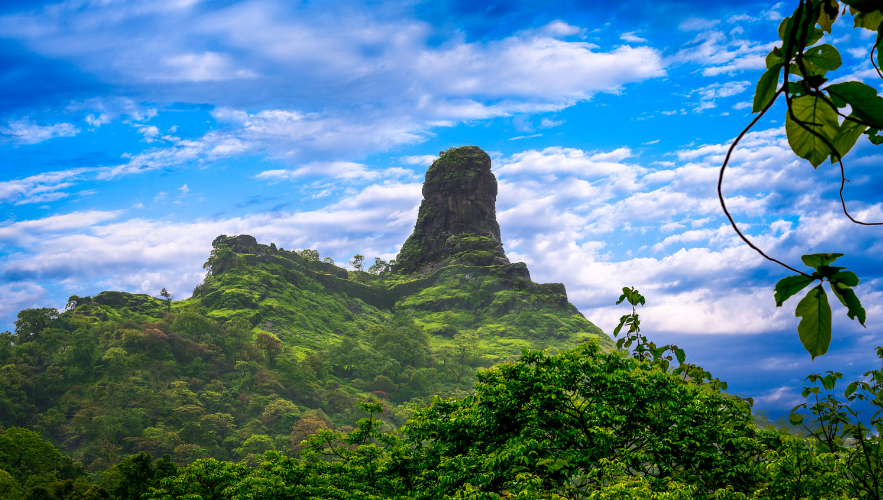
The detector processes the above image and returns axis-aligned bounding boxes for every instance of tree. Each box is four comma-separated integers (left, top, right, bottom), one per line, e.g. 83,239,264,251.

367,257,388,275
0,427,63,483
299,249,320,261
202,246,238,276
401,341,762,498
349,254,365,272
730,0,883,358
159,288,173,312
64,295,91,312
13,308,59,344
107,452,177,500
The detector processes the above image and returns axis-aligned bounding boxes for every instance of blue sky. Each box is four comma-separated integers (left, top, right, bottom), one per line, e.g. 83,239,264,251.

2,0,882,418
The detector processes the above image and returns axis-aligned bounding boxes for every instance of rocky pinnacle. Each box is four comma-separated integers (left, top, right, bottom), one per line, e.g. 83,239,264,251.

395,146,509,273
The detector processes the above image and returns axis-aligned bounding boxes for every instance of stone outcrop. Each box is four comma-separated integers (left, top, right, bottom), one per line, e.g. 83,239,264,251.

395,146,509,273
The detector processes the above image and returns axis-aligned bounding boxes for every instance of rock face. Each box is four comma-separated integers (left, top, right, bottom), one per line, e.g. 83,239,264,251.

396,146,509,273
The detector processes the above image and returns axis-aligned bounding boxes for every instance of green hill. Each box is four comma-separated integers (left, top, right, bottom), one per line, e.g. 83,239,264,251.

0,146,611,471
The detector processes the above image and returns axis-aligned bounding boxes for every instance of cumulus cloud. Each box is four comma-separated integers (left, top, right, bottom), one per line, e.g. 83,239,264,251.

0,0,664,144
486,130,883,341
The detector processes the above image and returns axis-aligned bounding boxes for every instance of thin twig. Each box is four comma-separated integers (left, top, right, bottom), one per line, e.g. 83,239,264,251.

871,39,883,81
718,87,808,276
838,160,883,226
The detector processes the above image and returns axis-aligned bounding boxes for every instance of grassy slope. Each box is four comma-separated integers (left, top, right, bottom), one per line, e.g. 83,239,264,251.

188,236,613,361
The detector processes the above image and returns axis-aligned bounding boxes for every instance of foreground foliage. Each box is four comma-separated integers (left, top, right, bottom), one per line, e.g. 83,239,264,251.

3,329,880,499
724,0,883,358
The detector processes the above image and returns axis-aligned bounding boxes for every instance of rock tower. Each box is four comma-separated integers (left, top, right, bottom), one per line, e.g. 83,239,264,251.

395,146,510,274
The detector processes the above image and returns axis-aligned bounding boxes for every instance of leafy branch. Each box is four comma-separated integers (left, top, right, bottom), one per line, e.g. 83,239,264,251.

788,345,883,497
723,0,883,358
613,287,733,393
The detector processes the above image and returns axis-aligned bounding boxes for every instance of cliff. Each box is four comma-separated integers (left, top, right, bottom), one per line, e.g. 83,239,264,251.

396,146,508,273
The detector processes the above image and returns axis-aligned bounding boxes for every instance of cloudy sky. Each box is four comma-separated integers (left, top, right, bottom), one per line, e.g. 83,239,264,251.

2,0,882,417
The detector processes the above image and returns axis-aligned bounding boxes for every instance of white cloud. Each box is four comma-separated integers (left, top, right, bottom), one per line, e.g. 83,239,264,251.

0,168,93,205
0,210,122,244
620,31,648,43
1,2,665,125
0,282,48,328
69,97,158,128
138,125,160,141
540,117,565,128
673,30,774,77
0,119,79,145
691,80,751,112
679,18,721,31
400,155,438,166
160,52,258,82
537,20,585,38
754,386,803,407
508,133,543,141
256,162,396,182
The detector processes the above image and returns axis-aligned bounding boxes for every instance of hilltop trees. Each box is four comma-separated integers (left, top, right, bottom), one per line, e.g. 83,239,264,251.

160,289,173,312
13,307,60,343
349,254,365,272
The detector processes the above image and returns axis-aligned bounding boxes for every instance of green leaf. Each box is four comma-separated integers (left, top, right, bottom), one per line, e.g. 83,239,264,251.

825,81,883,128
774,275,816,306
801,44,842,75
854,9,883,31
821,373,837,391
778,16,793,43
674,348,686,365
830,270,860,287
868,127,883,144
779,4,822,51
766,47,784,69
753,64,783,112
785,95,840,167
830,283,867,326
789,413,804,426
845,381,859,398
815,265,846,278
801,253,844,268
795,285,833,359
832,118,867,162
806,27,825,47
817,0,839,33
787,81,811,99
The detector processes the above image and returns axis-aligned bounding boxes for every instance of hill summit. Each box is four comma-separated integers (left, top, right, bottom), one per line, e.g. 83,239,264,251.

70,145,611,356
